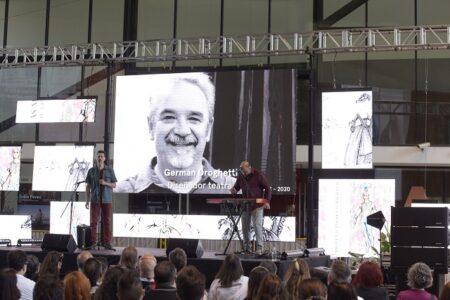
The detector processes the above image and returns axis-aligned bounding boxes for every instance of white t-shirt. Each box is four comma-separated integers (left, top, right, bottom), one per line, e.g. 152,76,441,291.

16,274,35,300
208,276,249,300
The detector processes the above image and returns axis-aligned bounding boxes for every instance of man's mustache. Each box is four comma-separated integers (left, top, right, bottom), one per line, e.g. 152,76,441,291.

165,132,198,146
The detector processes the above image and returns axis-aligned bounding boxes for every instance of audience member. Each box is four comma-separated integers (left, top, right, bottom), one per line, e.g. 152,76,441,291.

352,261,388,300
328,281,358,300
120,245,139,270
33,274,64,300
176,265,206,300
245,266,270,300
64,271,91,300
440,281,450,300
397,262,437,300
145,260,177,300
95,256,109,285
298,278,327,300
169,247,187,272
259,261,278,275
0,268,21,300
7,250,34,300
255,273,288,300
283,258,311,299
208,254,248,300
38,251,63,280
25,255,39,281
76,250,93,271
117,270,144,300
139,254,157,291
328,259,352,284
94,266,125,300
83,257,102,295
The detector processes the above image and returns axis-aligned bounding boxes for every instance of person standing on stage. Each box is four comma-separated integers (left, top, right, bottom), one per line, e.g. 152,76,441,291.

85,150,117,250
230,161,271,254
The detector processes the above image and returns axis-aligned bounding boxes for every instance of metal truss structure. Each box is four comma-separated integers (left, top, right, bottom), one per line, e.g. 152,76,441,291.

1,25,450,68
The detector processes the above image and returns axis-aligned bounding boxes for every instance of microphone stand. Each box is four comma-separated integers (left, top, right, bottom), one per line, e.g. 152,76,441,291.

61,181,84,240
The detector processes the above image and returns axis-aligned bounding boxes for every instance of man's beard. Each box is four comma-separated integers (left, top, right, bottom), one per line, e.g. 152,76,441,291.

164,131,199,169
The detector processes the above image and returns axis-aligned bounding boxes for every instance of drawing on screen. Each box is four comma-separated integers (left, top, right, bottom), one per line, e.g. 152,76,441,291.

65,157,91,190
219,216,288,242
344,114,372,167
0,147,21,191
351,184,377,253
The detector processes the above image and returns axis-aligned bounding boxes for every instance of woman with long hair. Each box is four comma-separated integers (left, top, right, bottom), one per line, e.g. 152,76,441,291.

255,273,288,300
208,254,248,300
38,251,63,280
0,268,20,300
283,258,311,299
298,278,327,300
64,271,91,300
94,266,126,300
245,266,270,300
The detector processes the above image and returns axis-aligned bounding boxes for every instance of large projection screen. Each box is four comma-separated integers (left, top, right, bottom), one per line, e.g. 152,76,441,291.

322,90,372,169
113,70,296,194
0,146,21,191
113,214,295,242
32,146,94,192
50,201,90,242
0,215,32,246
318,179,395,257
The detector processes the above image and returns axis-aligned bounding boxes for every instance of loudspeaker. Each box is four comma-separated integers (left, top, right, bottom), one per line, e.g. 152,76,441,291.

41,234,77,253
166,239,204,258
77,225,92,249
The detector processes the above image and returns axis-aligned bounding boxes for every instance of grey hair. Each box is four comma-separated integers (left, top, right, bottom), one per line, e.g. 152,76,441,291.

407,262,433,289
147,72,215,129
328,260,352,283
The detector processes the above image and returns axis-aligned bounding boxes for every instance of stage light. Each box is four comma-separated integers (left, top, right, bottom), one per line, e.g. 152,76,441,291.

0,239,11,246
304,248,325,257
280,249,305,260
17,238,43,247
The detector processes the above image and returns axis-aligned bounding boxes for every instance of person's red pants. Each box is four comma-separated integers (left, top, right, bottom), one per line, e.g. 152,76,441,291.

90,203,112,245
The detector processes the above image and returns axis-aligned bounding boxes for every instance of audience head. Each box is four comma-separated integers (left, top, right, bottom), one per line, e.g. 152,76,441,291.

352,261,383,288
33,274,64,300
0,268,20,300
64,271,91,300
77,250,93,271
328,259,352,284
83,257,102,287
25,254,40,280
95,256,109,284
327,281,358,300
255,273,288,300
440,281,450,300
120,246,138,270
176,265,206,300
298,278,327,300
215,254,244,288
116,270,144,300
93,266,125,300
407,262,433,289
7,250,28,274
259,260,278,275
154,260,177,286
246,266,270,300
283,258,311,298
39,251,63,279
169,247,187,272
139,254,157,280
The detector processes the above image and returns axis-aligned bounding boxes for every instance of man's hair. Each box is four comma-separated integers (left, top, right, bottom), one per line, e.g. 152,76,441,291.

83,257,101,287
97,150,106,155
147,73,215,128
328,260,351,283
139,255,157,279
215,254,243,288
407,262,433,289
76,250,93,271
154,260,177,285
33,274,64,300
7,250,28,271
120,246,138,270
168,247,187,272
176,265,206,300
117,270,143,300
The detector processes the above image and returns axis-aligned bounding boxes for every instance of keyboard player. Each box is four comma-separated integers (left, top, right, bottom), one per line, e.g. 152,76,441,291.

230,161,272,254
